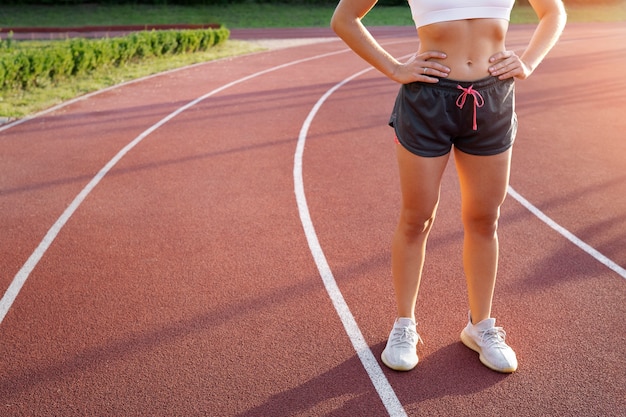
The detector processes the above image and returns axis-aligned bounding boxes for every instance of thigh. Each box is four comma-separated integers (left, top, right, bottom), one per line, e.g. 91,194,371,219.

454,148,512,220
396,143,450,217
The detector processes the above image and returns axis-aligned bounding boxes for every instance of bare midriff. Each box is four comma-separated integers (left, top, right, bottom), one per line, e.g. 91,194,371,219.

418,18,509,81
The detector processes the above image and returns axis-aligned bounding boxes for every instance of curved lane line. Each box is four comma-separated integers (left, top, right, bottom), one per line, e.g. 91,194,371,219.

294,68,408,417
508,186,626,279
0,47,352,324
0,61,212,134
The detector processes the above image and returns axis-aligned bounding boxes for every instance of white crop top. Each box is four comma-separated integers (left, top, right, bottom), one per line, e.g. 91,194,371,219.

408,0,515,28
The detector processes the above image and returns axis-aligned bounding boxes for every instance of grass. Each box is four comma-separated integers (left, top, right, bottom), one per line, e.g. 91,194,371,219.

1,2,625,120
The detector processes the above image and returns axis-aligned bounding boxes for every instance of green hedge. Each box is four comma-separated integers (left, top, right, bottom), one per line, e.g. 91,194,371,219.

0,26,229,91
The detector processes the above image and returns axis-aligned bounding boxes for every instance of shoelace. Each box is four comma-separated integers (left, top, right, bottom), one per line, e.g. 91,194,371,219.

456,84,485,131
390,327,423,348
479,327,508,349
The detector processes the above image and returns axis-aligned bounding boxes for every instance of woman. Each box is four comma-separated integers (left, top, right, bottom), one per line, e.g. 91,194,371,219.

331,0,566,373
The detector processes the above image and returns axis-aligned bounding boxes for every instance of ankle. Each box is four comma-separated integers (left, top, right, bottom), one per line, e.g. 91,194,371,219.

396,317,416,327
469,311,490,325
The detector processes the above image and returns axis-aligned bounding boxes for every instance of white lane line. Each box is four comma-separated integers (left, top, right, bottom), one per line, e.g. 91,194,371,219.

0,60,213,134
507,186,626,279
294,68,408,417
0,47,353,324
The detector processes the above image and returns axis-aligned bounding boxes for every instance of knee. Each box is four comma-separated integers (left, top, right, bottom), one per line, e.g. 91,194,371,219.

398,209,437,240
463,209,500,237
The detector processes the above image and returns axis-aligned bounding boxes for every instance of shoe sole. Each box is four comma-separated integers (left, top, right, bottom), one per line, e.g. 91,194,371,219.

460,330,517,373
381,349,418,371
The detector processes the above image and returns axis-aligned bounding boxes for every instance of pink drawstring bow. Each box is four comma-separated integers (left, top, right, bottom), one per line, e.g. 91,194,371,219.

456,85,485,131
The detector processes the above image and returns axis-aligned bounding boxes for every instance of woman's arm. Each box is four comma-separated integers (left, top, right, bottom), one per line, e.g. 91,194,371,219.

330,0,450,83
489,0,567,80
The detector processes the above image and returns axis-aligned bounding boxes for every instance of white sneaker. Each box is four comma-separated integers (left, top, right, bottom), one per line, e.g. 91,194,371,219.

460,314,518,373
381,318,422,371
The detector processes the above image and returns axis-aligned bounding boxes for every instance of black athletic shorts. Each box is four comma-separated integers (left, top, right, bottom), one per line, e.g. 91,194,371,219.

389,76,517,157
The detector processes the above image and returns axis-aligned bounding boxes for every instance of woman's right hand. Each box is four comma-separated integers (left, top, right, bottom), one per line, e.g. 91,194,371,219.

331,0,450,84
392,51,451,84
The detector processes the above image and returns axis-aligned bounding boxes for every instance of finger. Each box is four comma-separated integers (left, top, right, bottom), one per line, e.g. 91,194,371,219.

419,66,449,82
491,63,522,80
420,63,451,76
418,50,448,60
489,58,517,75
489,50,513,63
495,71,516,80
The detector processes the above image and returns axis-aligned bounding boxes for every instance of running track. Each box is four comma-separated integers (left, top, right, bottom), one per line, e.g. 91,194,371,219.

0,23,624,416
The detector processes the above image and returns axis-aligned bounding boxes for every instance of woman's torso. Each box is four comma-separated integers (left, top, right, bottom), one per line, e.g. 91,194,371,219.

418,18,509,81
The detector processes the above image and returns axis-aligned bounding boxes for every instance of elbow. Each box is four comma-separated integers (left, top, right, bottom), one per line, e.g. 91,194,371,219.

551,7,568,36
331,12,359,40
555,1,568,27
560,7,568,28
330,14,338,34
330,11,343,36
330,4,358,37
537,0,568,27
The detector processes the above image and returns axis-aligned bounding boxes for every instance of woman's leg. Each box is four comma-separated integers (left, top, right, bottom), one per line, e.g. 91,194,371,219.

382,143,450,371
392,144,450,320
453,148,512,324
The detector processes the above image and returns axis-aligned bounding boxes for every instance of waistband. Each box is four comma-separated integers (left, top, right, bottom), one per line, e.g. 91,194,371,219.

414,75,511,91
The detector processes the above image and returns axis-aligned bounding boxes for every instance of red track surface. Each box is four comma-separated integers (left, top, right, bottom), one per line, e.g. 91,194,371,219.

1,24,625,416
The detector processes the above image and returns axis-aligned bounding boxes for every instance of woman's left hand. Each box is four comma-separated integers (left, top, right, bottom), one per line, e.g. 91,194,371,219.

488,50,532,80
